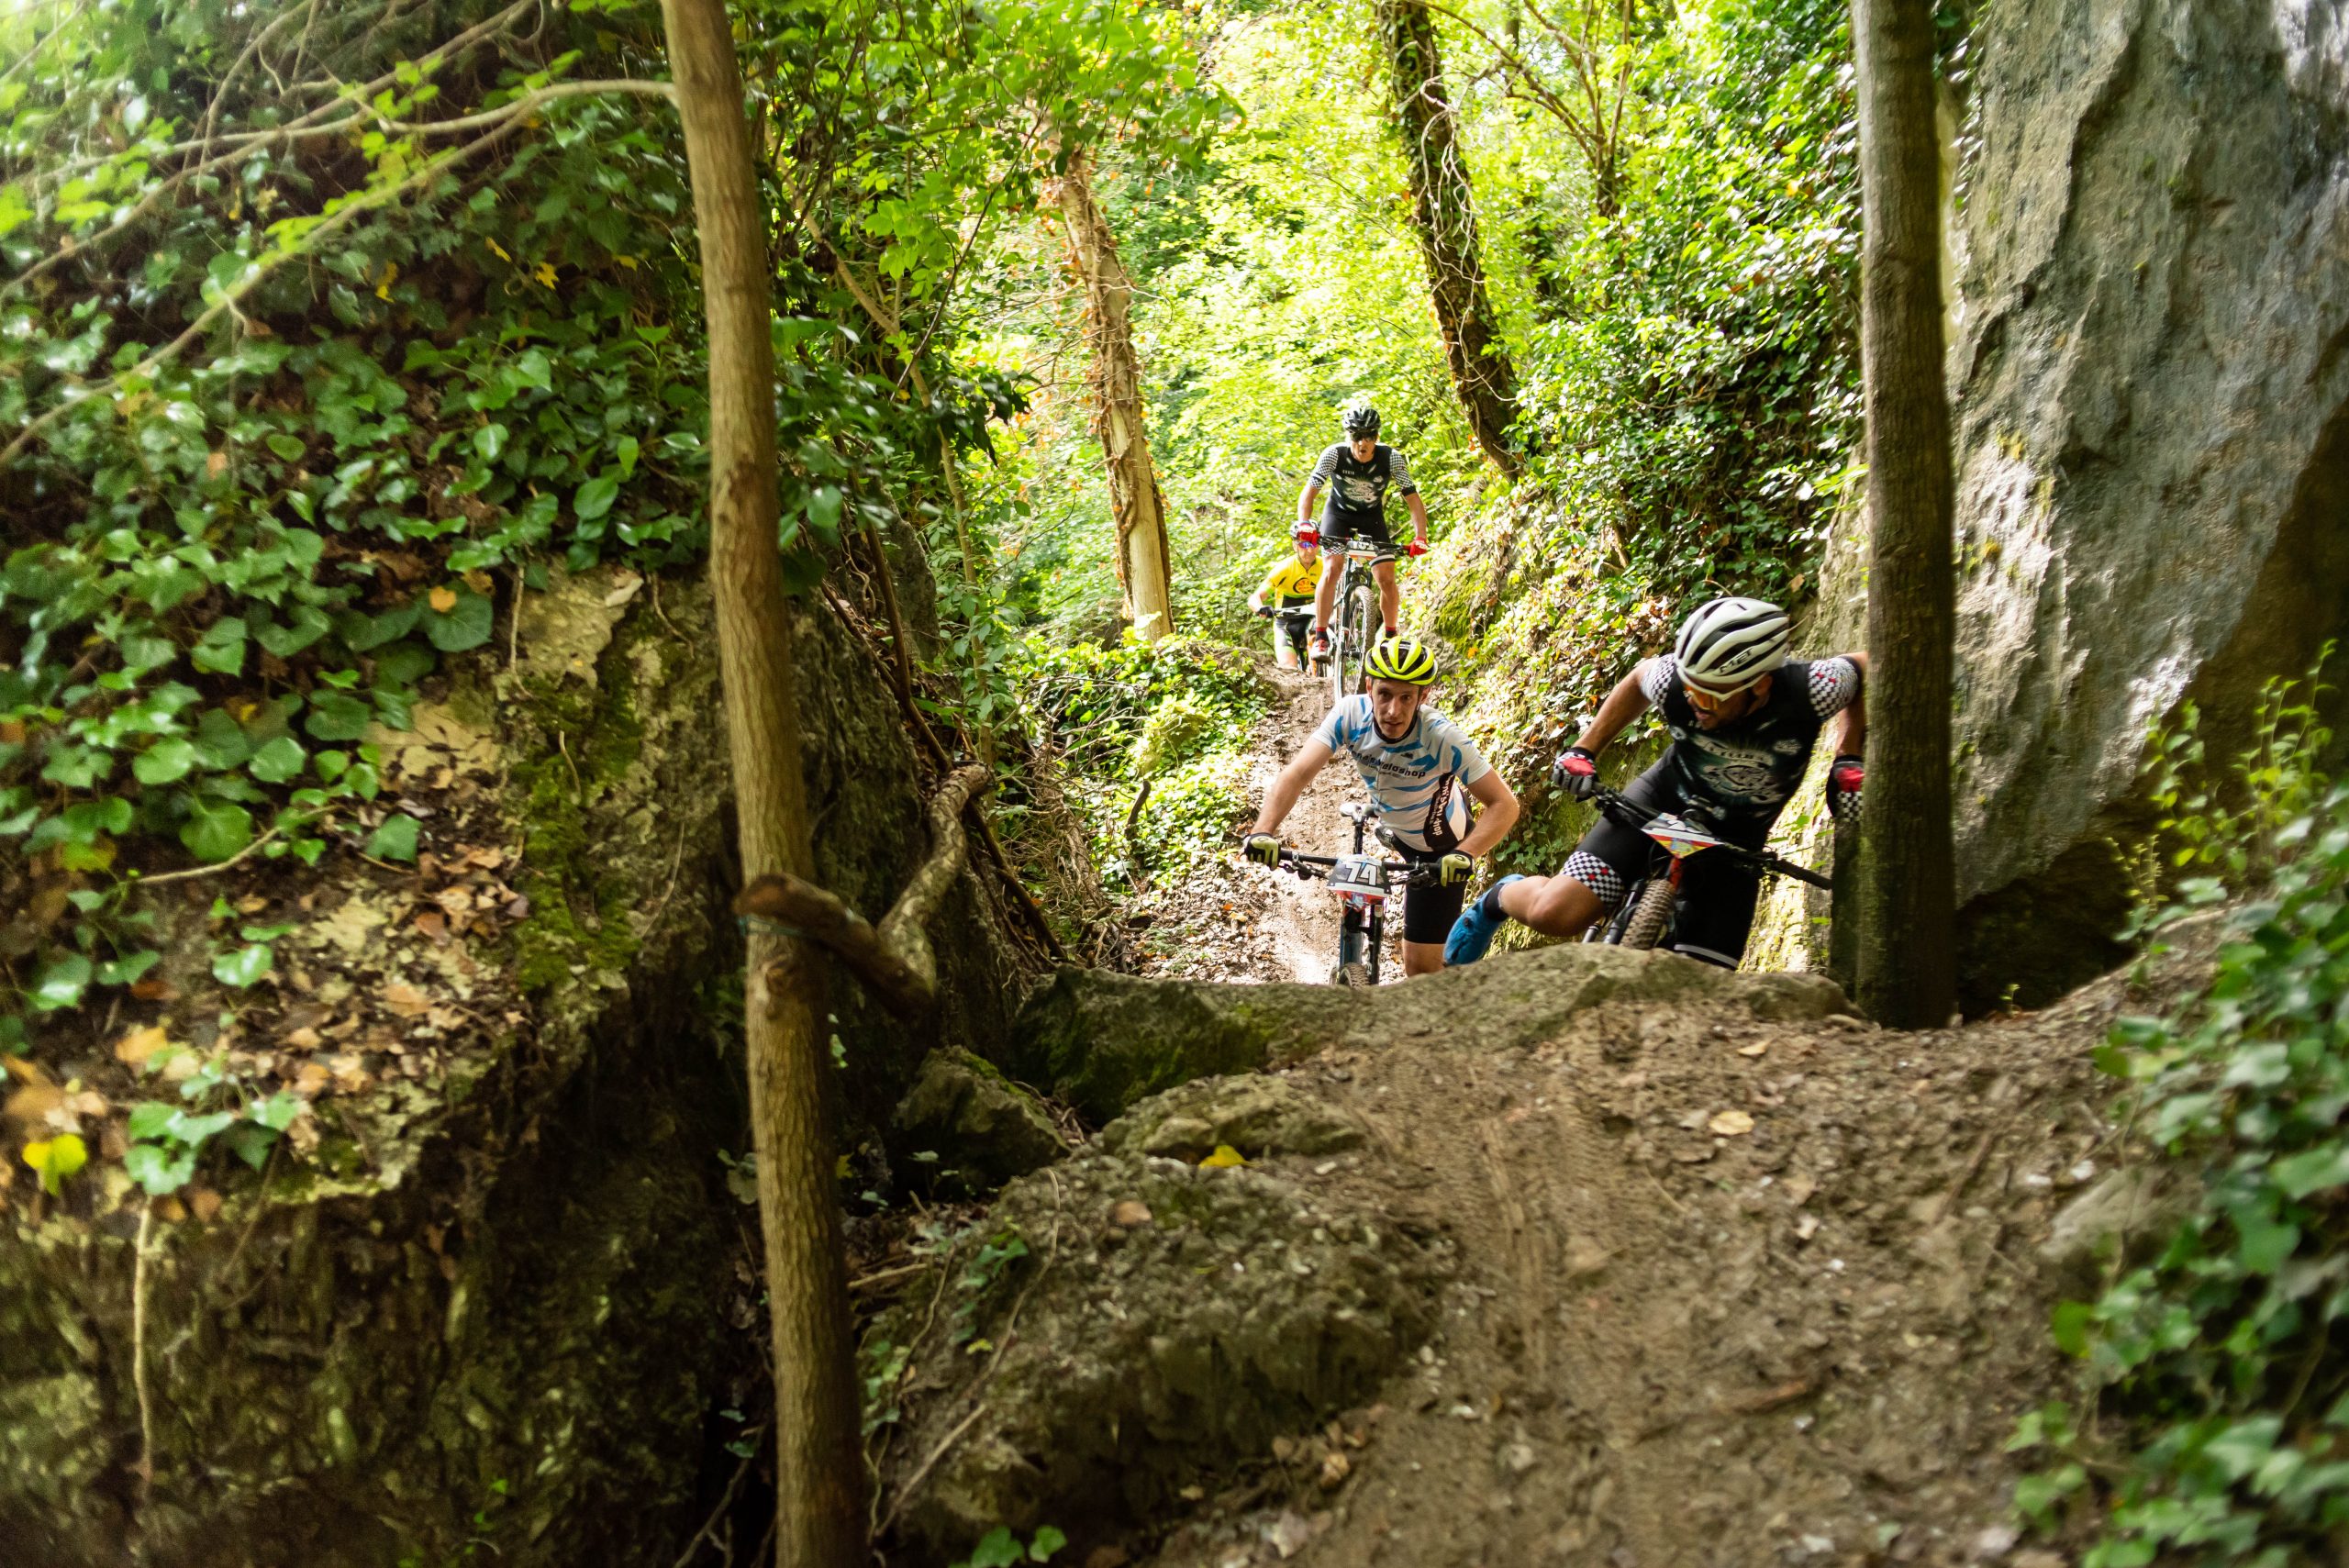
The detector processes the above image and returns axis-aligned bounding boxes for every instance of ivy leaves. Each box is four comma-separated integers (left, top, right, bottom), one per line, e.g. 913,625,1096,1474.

2018,773,2349,1563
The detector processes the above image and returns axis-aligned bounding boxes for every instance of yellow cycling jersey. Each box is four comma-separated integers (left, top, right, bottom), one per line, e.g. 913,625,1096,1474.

1255,556,1322,604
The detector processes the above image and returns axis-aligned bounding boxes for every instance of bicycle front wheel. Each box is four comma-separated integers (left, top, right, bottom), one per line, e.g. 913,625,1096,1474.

1343,582,1378,696
1618,878,1676,951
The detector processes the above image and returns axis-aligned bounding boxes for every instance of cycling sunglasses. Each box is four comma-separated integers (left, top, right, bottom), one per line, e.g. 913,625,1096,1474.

1681,677,1762,711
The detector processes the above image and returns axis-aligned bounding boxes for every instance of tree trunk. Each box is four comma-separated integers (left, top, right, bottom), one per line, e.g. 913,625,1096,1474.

1849,0,1957,1029
1052,148,1176,642
657,1,869,1562
1378,0,1520,475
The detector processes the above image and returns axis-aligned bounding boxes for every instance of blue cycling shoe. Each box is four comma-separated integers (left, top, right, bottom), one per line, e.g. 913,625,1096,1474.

1443,875,1523,967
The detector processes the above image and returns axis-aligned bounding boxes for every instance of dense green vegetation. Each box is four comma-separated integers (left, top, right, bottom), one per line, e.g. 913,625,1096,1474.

2015,662,2349,1565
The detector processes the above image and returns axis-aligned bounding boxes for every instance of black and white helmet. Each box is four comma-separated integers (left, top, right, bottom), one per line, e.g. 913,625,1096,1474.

1341,404,1381,439
1673,596,1790,694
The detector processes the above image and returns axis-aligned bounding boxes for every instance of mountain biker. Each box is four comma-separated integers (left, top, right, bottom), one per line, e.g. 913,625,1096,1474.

1249,527,1324,672
1241,637,1519,977
1297,405,1431,660
1444,596,1866,970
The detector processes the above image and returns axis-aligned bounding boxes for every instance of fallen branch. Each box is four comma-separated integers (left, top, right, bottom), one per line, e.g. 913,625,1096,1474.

734,762,990,1017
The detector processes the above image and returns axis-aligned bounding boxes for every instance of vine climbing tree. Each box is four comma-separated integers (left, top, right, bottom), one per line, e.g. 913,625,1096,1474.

1376,0,1520,474
1052,145,1177,642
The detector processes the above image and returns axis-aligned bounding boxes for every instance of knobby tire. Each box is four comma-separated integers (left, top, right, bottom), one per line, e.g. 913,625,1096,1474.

1619,878,1675,951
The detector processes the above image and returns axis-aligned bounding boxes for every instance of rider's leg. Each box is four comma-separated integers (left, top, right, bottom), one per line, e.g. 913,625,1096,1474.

1373,556,1400,636
1310,540,1342,641
1401,876,1467,973
1270,613,1300,671
1497,869,1608,940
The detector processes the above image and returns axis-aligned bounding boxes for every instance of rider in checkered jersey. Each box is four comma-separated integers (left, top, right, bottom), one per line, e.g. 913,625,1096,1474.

1445,597,1867,971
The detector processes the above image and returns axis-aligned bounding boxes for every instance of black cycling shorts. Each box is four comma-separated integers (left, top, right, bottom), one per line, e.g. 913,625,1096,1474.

1318,508,1397,560
1397,851,1466,945
1559,759,1776,969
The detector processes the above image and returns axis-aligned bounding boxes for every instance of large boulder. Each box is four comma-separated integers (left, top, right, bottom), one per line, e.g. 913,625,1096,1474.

890,1051,1069,1194
1951,0,2349,1006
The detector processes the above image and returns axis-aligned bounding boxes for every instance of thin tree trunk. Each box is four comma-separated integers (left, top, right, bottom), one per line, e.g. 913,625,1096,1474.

1052,147,1175,642
657,0,868,1562
1378,0,1520,474
1850,0,1957,1029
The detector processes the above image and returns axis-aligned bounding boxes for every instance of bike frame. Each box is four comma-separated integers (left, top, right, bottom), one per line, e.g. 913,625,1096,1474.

1581,784,1831,951
1277,804,1437,984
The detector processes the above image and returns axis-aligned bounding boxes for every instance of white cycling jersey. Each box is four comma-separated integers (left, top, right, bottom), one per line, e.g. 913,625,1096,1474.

1311,695,1490,853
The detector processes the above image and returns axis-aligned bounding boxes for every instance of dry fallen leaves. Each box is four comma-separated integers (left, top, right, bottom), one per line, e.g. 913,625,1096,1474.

382,982,432,1018
1708,1109,1756,1137
114,1025,170,1067
429,585,460,613
1736,1040,1768,1058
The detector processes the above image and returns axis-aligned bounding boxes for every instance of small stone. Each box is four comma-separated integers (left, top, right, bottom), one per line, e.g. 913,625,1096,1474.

1109,1200,1153,1229
1503,1439,1539,1475
1970,1524,2019,1562
1319,1449,1352,1490
1264,1510,1313,1560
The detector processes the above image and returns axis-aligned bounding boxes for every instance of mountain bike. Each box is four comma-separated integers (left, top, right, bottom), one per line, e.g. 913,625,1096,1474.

1310,539,1425,703
1580,784,1831,951
1275,801,1440,986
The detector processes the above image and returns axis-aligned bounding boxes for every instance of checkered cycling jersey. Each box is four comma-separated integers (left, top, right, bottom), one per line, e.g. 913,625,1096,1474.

1309,443,1418,521
1311,696,1490,852
1637,653,1862,817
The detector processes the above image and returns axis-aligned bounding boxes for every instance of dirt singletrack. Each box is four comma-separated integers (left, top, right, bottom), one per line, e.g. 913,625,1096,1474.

1079,653,2136,1567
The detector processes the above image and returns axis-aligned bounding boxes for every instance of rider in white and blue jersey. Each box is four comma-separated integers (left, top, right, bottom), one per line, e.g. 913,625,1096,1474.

1242,639,1520,977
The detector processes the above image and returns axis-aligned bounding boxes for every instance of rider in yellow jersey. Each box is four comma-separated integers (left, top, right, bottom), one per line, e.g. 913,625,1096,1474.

1248,527,1324,670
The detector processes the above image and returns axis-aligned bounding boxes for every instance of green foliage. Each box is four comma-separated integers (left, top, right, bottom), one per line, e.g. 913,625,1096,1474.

952,1525,1067,1568
1024,634,1269,879
1508,0,1861,597
122,1038,305,1195
2122,648,2337,931
2016,673,2349,1563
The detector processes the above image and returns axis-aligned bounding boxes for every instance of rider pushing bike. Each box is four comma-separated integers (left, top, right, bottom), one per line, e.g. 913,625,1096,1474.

1242,638,1520,977
1248,527,1324,672
1297,405,1430,660
1445,596,1867,970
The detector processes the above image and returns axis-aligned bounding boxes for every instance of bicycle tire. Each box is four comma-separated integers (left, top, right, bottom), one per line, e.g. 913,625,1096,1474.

1618,877,1675,951
1334,962,1375,988
1345,582,1378,695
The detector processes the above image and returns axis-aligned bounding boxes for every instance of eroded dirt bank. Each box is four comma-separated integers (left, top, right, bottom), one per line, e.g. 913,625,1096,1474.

875,934,2177,1568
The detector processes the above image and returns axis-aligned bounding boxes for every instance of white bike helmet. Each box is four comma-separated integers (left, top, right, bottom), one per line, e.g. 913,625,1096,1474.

1674,596,1790,694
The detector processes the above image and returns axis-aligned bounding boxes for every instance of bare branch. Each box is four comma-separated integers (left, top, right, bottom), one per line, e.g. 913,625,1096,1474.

734,763,993,1017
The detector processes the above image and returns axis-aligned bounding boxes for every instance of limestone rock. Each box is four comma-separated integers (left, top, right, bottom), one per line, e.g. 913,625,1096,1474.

891,1051,1067,1193
2039,1166,2193,1291
1938,0,2349,1005
1099,1074,1366,1163
879,1151,1445,1558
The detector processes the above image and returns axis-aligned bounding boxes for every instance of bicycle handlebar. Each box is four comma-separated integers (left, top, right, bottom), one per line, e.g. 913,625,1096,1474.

1275,850,1443,888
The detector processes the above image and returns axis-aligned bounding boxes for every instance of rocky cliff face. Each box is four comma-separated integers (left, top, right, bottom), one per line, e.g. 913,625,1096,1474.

1,569,1038,1568
1798,0,2349,1007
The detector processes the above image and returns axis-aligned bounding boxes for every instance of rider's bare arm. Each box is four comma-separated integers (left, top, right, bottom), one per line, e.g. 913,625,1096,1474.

1454,769,1519,858
1571,662,1657,754
1831,651,1868,754
1405,491,1431,545
1249,737,1335,837
1297,480,1324,527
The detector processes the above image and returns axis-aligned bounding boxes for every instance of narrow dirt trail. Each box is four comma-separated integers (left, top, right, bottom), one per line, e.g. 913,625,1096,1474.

1115,968,2135,1568
1124,662,1384,987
